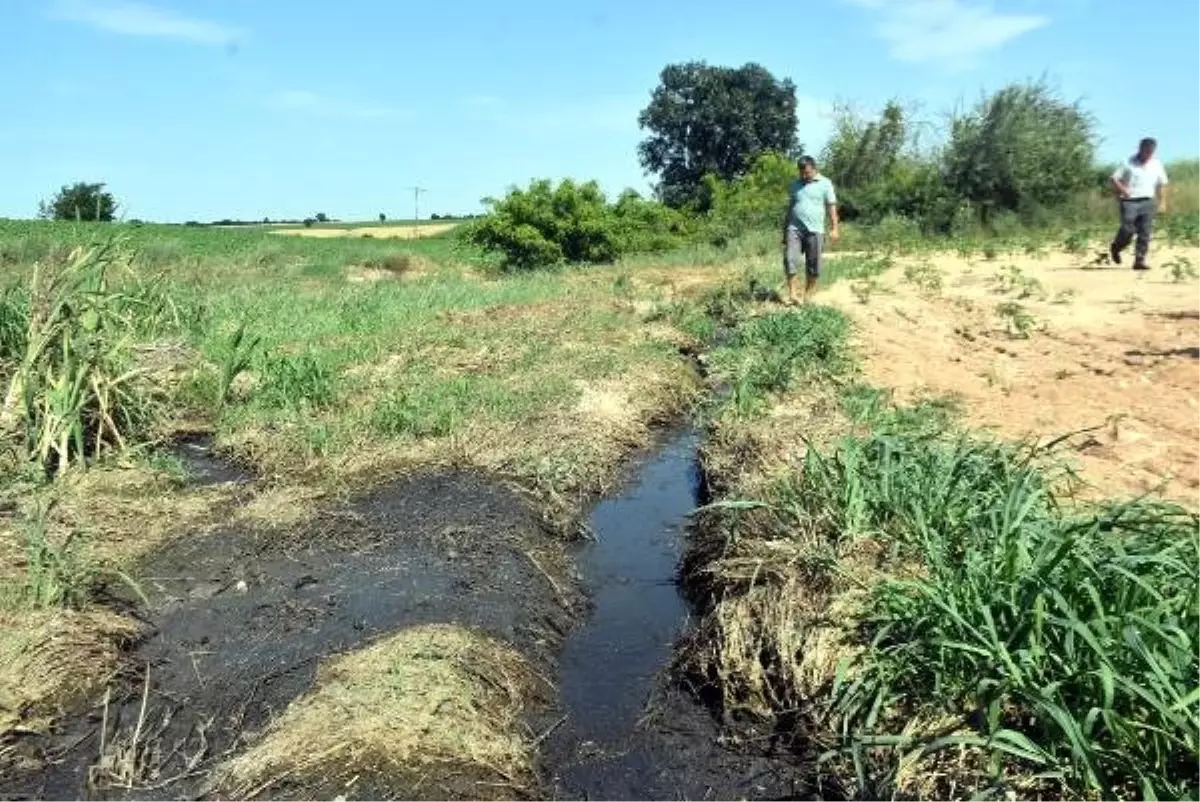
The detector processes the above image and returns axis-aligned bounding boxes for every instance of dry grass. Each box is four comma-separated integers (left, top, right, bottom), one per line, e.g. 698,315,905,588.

212,624,546,801
0,608,140,738
273,224,459,240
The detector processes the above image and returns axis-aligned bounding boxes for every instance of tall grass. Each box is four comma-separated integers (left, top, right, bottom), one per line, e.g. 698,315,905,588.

695,394,1199,799
687,294,1199,799
0,241,172,475
809,432,1199,799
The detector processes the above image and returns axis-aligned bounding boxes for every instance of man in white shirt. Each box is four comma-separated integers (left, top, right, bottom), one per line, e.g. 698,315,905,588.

1109,137,1169,270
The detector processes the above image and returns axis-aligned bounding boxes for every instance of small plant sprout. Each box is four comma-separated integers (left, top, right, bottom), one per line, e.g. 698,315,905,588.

1165,256,1198,283
902,261,944,295
996,300,1039,338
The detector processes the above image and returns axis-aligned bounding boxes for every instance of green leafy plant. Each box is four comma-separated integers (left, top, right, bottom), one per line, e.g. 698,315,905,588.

216,322,261,408
993,264,1046,299
996,300,1038,338
0,240,165,475
1165,256,1198,283
902,261,944,294
1063,230,1089,255
850,278,884,305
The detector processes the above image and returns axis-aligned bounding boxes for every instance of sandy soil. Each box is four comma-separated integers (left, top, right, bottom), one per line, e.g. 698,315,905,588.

271,223,458,240
822,247,1200,506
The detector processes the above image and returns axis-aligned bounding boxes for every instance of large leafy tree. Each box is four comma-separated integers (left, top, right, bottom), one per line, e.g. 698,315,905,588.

942,81,1096,222
39,182,118,222
638,62,799,208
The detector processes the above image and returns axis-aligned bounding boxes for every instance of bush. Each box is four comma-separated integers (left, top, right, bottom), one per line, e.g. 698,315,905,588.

463,179,688,270
702,151,795,246
821,102,959,232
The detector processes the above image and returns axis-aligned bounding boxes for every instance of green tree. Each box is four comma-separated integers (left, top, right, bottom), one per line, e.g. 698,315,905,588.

942,81,1096,224
638,62,799,208
820,101,956,230
315,212,329,223
38,182,118,222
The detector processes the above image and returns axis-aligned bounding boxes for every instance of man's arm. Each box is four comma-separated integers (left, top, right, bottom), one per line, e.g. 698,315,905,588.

1157,164,1169,213
826,183,840,240
1111,164,1130,198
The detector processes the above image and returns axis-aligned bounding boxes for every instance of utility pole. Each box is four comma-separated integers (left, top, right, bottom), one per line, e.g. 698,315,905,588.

406,186,427,238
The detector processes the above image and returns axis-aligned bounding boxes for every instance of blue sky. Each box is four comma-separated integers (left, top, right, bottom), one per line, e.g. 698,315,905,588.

3,0,1197,222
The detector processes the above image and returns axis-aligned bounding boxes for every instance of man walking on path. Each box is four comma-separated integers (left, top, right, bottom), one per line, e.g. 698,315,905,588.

1110,137,1169,270
782,156,839,305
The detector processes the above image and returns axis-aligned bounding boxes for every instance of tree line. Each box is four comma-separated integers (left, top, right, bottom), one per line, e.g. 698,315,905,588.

468,63,1129,269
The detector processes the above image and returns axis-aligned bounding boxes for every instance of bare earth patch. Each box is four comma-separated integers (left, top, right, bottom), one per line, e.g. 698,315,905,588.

822,246,1200,505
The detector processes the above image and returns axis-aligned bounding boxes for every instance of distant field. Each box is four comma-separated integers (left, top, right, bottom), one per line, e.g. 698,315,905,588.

271,222,460,240
0,218,463,273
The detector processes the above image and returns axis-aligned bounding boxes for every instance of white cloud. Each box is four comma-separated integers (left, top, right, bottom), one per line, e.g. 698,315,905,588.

51,0,245,46
844,0,1048,67
267,90,405,121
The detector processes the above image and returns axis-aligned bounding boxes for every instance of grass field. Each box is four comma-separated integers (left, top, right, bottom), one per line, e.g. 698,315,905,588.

0,210,1197,799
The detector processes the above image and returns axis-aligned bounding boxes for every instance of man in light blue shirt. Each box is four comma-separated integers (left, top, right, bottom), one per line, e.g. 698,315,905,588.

781,156,840,304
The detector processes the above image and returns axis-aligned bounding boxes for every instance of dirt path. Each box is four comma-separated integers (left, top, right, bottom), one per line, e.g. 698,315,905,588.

823,247,1200,506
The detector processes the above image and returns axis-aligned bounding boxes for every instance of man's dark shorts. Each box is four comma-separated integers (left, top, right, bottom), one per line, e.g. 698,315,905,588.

784,225,823,278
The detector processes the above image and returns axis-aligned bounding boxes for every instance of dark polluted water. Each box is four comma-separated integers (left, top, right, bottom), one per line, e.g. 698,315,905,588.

549,432,705,802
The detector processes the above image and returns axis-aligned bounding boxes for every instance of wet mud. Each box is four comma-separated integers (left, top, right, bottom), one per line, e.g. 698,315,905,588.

3,430,810,801
3,471,574,800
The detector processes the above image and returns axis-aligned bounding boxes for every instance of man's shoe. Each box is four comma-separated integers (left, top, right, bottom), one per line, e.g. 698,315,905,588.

1109,243,1121,265
1133,262,1150,271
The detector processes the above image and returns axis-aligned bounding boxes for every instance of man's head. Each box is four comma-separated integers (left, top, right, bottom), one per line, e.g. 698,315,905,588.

798,156,819,181
1137,137,1157,161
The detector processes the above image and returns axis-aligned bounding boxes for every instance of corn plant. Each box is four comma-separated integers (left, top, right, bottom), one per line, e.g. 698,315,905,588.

0,240,166,475
216,321,261,408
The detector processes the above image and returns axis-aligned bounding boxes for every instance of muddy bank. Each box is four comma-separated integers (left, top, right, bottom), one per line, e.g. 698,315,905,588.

4,420,816,800
3,470,576,800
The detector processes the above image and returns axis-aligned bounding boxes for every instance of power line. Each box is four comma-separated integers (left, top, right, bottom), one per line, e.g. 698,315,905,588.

406,186,427,238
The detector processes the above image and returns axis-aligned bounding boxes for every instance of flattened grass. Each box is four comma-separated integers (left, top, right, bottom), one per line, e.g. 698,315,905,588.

213,624,546,800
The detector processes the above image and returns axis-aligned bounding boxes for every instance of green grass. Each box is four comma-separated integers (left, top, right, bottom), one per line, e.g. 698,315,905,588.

0,222,696,516
0,218,464,280
687,296,1199,800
